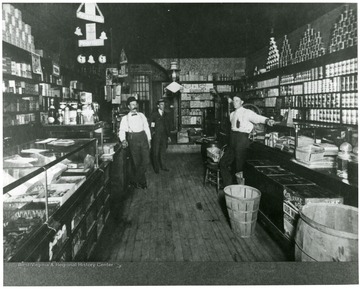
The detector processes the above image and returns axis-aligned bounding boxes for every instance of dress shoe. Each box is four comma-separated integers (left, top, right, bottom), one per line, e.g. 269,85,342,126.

161,167,169,172
154,169,160,174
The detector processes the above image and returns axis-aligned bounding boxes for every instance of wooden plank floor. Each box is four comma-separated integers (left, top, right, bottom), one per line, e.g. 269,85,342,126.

95,152,289,262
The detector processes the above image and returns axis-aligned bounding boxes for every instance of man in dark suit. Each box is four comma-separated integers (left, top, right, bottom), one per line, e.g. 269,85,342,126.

150,98,171,173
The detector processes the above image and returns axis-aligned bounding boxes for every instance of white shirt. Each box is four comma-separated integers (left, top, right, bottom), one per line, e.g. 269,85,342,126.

158,109,163,116
118,111,151,142
230,106,268,133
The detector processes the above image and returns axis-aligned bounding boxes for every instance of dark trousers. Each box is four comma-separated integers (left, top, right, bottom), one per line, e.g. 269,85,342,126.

220,131,249,187
127,131,150,185
152,134,167,172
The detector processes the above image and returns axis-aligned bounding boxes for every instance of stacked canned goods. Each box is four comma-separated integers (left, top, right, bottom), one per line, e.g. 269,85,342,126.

329,6,357,53
293,24,326,64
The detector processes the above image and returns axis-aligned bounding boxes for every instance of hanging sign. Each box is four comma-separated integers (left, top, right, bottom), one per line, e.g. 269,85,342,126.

75,2,108,63
78,23,104,47
52,63,60,77
76,3,104,23
31,53,42,75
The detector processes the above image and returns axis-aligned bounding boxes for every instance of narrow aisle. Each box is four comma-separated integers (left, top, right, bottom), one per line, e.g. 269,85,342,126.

94,151,289,262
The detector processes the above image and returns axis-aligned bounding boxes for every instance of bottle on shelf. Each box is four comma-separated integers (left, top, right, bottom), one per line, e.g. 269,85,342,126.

57,109,64,125
69,102,77,125
64,104,70,125
47,98,56,125
76,101,83,124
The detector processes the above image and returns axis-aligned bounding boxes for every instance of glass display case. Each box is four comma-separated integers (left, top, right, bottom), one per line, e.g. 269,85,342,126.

3,138,98,261
257,122,350,158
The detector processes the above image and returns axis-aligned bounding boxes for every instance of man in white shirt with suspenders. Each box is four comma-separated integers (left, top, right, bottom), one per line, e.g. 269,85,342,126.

220,96,275,187
119,96,151,189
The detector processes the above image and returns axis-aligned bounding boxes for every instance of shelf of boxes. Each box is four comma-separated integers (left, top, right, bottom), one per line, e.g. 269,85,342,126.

246,37,358,127
180,83,214,129
2,3,35,52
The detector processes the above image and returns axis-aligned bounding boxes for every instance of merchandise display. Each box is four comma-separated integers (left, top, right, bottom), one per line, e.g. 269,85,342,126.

1,3,358,279
3,138,98,261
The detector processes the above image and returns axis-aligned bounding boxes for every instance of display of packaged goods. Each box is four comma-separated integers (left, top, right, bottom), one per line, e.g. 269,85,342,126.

35,138,58,144
48,139,76,146
292,157,336,168
3,155,37,167
293,24,326,64
295,145,325,162
35,184,75,205
255,166,292,176
329,6,357,53
4,202,59,232
279,35,293,67
313,143,339,156
54,176,86,189
62,167,92,176
3,167,38,188
266,37,280,71
20,148,49,154
283,184,344,210
268,174,315,185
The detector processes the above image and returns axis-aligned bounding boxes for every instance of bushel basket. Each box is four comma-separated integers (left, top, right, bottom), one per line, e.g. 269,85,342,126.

224,185,261,238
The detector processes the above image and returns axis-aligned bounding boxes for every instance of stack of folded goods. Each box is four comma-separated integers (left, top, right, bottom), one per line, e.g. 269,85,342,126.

295,143,338,168
297,135,315,147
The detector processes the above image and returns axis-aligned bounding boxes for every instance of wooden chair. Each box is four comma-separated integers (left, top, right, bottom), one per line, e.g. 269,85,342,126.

204,159,222,193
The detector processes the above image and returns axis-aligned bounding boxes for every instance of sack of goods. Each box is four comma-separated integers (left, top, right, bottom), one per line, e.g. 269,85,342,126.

206,147,223,163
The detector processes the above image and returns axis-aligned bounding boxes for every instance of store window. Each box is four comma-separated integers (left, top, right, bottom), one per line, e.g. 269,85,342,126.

131,74,150,115
131,75,150,101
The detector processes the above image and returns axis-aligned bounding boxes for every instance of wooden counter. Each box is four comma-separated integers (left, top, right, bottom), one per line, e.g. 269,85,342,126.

248,141,358,207
42,121,105,147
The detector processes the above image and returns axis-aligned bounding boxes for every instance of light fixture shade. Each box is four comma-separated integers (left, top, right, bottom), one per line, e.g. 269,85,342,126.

166,81,183,93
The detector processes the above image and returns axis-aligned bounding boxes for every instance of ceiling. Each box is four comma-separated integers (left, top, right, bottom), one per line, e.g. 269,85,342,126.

13,2,342,63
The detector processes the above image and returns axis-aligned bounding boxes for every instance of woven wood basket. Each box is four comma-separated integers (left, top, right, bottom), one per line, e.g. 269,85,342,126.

224,185,261,238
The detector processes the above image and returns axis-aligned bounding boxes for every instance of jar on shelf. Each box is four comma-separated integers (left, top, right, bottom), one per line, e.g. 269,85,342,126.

336,142,353,178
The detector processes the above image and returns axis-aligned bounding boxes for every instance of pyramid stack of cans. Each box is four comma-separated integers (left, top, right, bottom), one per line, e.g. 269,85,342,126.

329,5,357,53
293,24,326,64
266,37,280,71
279,35,293,67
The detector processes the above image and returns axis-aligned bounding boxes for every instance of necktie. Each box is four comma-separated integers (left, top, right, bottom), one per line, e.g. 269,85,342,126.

131,113,137,116
236,119,240,128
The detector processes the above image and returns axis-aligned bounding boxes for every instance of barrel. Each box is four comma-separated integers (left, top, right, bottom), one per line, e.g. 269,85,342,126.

224,185,261,238
295,203,358,262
